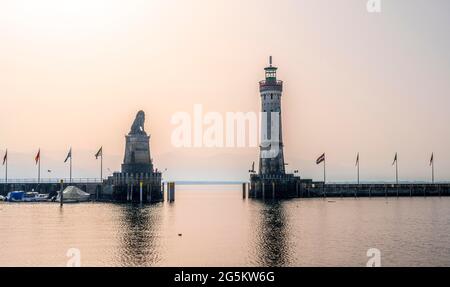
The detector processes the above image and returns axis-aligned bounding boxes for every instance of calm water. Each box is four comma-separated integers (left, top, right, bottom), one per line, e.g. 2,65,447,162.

1,185,450,267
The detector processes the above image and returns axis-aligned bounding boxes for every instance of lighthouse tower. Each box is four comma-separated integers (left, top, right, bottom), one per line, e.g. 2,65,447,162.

249,57,302,199
259,56,285,175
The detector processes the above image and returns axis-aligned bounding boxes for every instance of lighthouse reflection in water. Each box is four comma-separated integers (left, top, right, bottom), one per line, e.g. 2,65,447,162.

1,184,450,266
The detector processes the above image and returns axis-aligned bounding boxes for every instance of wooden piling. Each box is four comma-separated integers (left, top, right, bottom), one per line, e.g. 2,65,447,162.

168,182,175,202
272,181,275,199
242,183,246,199
130,184,133,202
60,179,64,207
262,181,265,199
139,181,143,204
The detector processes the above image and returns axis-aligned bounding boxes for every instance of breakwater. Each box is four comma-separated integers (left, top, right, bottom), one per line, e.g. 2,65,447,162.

0,179,102,199
248,182,450,198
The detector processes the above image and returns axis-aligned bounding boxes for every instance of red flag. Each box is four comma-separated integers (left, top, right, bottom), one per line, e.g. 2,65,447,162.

2,150,7,165
355,152,359,167
316,153,325,165
430,153,434,166
35,149,40,165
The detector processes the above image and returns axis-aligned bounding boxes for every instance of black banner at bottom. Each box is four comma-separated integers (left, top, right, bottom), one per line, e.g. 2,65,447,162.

0,267,448,286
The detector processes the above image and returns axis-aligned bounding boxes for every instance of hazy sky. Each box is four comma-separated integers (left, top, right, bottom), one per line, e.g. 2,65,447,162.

1,0,449,182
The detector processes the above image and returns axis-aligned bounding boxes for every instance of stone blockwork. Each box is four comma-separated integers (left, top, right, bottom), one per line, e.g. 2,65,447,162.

250,58,302,198
105,110,163,203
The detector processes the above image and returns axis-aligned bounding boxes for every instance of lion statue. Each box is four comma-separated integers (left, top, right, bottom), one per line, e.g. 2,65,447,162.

129,110,146,135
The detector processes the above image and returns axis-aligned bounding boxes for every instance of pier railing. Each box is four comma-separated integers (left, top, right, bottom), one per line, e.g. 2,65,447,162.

0,178,103,184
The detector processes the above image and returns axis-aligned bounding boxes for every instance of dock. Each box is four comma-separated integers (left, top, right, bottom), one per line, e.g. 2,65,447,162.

248,181,450,199
0,178,103,199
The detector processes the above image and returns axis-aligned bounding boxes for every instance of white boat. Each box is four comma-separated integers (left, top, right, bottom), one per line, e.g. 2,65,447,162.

56,186,91,203
23,192,39,202
36,194,50,202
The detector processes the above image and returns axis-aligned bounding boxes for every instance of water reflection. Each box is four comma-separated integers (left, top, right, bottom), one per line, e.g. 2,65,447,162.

117,203,163,266
255,200,291,266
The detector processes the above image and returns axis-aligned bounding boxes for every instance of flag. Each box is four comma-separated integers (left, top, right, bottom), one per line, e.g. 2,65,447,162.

316,153,325,165
392,153,397,166
355,153,359,166
35,149,40,165
95,147,102,159
2,150,7,165
430,153,434,166
64,148,72,163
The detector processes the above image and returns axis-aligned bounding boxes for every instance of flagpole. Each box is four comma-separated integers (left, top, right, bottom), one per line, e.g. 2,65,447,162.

38,151,41,184
432,154,435,184
5,150,8,184
100,152,103,182
357,153,360,185
395,156,398,185
324,156,326,184
70,151,72,184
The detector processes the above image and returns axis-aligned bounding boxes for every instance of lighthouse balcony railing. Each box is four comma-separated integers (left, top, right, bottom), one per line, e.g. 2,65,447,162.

259,80,283,92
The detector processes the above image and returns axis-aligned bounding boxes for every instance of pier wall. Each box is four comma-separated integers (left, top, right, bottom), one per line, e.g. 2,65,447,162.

0,182,102,198
249,183,450,199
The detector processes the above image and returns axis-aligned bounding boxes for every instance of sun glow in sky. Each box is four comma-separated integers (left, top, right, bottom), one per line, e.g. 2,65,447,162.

1,0,450,182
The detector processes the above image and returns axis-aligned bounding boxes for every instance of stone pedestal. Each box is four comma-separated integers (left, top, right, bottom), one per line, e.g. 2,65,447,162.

121,134,153,174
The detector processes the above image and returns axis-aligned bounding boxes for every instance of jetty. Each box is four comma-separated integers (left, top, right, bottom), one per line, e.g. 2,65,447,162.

247,180,450,199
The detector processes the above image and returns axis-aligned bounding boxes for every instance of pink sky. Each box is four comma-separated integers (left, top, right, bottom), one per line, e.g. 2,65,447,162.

1,0,450,182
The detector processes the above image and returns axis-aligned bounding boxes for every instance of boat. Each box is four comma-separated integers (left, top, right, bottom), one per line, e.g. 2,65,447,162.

36,193,50,202
5,191,50,202
6,191,25,202
56,186,91,203
0,195,5,201
23,192,39,202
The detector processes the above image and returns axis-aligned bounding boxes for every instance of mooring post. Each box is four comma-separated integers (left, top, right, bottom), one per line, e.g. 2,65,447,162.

130,184,133,202
166,182,170,202
148,183,151,203
168,182,175,202
242,183,246,199
262,181,265,200
60,179,64,207
271,181,275,199
139,181,143,204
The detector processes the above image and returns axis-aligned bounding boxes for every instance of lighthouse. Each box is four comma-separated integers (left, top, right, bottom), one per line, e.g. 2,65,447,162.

259,56,285,175
249,57,302,199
